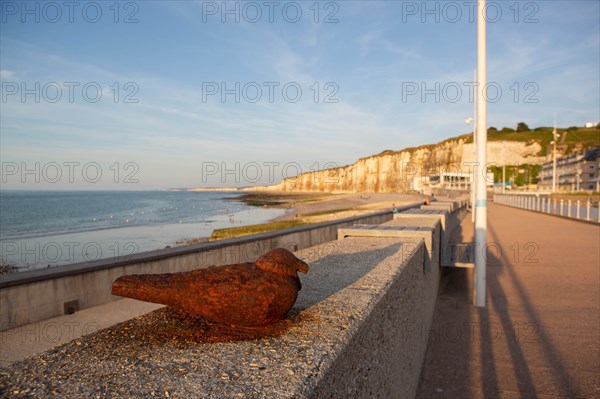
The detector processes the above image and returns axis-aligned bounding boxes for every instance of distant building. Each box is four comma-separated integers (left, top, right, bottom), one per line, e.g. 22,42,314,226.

584,122,599,128
428,171,470,190
419,171,494,191
538,148,600,192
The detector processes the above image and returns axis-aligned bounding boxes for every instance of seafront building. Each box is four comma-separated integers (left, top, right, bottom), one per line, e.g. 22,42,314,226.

413,171,494,192
538,148,600,192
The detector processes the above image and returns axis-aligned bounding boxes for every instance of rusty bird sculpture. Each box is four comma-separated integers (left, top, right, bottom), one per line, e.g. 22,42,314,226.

111,248,309,327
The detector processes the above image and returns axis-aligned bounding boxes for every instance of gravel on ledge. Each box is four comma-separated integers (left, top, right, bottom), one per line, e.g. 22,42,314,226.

0,237,421,399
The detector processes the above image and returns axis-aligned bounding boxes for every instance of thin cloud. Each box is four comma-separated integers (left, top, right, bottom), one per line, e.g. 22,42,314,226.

0,70,16,80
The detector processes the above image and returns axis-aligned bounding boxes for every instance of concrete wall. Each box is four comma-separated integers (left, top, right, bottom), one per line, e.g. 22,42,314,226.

0,239,440,399
1,203,468,398
1,207,420,331
308,238,440,399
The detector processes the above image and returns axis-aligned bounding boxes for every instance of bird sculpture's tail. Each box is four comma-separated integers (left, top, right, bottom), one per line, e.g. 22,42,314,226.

112,273,182,307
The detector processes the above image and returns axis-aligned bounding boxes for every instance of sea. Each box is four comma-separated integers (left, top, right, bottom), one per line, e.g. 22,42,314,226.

0,190,288,272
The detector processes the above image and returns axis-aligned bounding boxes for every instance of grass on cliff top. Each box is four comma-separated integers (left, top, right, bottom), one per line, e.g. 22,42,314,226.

376,126,598,158
210,208,358,240
210,220,307,240
463,127,599,155
228,192,328,207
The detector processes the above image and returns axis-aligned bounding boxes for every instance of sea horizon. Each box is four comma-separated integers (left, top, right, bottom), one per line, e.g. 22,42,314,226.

0,190,288,271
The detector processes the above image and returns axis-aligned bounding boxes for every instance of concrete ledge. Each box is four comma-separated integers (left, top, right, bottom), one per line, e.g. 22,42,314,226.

394,209,449,244
392,203,468,265
420,203,453,213
336,199,467,274
1,205,425,331
0,237,440,399
337,223,440,272
434,200,459,211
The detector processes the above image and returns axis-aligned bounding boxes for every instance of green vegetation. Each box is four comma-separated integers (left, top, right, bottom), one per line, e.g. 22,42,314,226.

210,220,307,240
378,124,597,160
488,164,541,186
463,125,599,156
210,207,360,240
485,124,597,186
231,193,324,208
300,208,355,217
517,122,530,132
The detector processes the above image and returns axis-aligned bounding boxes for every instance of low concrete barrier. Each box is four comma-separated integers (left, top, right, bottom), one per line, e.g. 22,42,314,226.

338,221,440,272
339,201,468,271
1,204,423,331
421,203,453,213
0,236,438,399
393,208,450,252
0,200,468,398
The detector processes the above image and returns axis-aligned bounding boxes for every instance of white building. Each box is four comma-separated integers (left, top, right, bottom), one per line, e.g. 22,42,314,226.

414,171,494,191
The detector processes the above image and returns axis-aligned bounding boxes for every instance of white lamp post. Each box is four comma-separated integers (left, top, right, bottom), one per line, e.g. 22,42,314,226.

552,114,558,193
465,66,477,223
474,0,488,308
465,113,475,218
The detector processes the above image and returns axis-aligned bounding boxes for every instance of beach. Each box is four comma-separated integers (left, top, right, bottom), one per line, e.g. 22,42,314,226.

235,191,428,222
0,190,427,273
0,191,285,272
206,191,428,240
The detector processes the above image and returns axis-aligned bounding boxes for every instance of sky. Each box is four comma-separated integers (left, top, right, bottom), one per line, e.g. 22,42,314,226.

1,0,598,189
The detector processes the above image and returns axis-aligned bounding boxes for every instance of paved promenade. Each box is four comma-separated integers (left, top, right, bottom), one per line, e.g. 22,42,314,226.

417,203,600,398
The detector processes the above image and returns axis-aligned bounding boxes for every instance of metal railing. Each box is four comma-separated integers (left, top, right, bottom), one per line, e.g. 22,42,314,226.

493,194,600,223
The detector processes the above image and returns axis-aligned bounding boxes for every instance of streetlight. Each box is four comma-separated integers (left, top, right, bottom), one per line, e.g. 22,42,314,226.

466,115,476,223
465,67,477,223
552,114,558,193
474,0,487,308
502,165,506,194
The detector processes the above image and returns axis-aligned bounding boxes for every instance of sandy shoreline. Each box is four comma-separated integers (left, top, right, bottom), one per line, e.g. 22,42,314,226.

0,205,288,272
0,191,427,273
235,191,428,223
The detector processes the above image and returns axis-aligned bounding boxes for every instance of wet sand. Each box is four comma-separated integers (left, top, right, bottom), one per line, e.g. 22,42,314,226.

237,191,428,223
